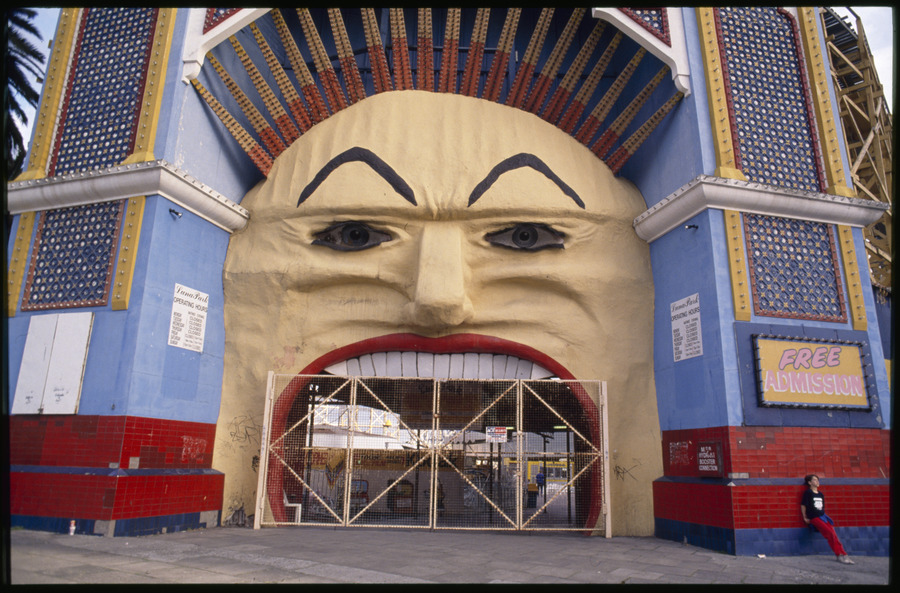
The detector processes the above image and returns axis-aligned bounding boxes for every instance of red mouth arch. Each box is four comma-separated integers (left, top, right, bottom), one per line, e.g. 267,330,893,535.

266,333,603,531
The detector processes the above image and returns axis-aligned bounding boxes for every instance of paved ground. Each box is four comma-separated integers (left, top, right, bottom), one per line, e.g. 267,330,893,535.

7,525,892,584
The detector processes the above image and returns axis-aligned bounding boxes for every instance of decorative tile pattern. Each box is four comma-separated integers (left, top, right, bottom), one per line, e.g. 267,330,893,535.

204,8,241,33
620,8,670,45
51,8,157,176
716,7,825,192
743,214,846,322
21,201,124,311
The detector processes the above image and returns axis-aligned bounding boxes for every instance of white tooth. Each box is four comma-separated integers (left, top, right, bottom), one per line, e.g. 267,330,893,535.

504,356,520,379
449,353,465,378
463,352,480,379
531,363,553,379
386,352,403,377
328,351,553,381
359,354,376,376
417,352,434,377
478,353,494,379
433,353,451,378
372,352,387,376
324,361,348,375
492,355,508,379
401,351,418,377
515,358,533,379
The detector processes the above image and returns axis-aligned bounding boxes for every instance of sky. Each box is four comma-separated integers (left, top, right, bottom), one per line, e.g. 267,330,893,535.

15,7,895,145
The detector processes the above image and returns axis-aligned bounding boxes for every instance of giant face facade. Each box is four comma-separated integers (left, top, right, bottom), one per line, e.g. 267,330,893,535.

218,91,660,535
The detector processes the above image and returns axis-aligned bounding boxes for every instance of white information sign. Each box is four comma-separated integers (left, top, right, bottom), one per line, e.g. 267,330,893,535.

671,293,703,362
168,284,209,352
486,426,508,443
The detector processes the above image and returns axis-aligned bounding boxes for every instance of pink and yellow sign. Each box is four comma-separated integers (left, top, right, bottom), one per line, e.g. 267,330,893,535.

755,337,869,408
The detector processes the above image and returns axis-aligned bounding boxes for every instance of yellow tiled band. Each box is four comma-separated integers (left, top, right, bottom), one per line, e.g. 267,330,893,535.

16,8,82,181
111,197,147,311
837,225,867,330
696,7,747,181
797,7,856,198
725,210,751,321
7,213,36,317
124,8,177,164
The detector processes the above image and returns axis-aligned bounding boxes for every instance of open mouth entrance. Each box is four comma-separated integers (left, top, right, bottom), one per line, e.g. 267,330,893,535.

256,374,610,534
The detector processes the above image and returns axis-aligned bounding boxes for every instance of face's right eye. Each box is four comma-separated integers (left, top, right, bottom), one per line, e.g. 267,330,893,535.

312,221,393,251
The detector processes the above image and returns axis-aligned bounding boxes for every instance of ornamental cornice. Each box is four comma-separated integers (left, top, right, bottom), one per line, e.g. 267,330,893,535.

633,175,889,242
6,160,249,233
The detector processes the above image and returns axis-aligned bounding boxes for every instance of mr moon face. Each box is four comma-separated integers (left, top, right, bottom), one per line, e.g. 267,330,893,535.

219,91,661,535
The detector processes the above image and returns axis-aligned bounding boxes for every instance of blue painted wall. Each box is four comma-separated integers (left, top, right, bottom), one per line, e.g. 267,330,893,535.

650,209,737,431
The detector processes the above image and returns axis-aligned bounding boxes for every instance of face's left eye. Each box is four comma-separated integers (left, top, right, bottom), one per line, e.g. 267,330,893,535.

485,223,565,251
312,221,393,251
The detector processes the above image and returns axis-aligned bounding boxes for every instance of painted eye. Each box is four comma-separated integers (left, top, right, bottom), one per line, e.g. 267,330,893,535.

485,223,565,251
312,222,392,251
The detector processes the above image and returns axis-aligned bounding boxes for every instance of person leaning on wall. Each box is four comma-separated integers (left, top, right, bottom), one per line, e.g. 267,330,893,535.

800,474,854,564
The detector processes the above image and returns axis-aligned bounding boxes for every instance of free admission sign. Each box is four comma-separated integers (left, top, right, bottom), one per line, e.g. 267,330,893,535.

753,335,870,409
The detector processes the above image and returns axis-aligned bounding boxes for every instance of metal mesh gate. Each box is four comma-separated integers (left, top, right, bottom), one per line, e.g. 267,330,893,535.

255,373,609,534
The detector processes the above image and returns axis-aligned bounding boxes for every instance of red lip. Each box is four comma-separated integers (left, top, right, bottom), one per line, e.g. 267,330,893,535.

300,332,577,380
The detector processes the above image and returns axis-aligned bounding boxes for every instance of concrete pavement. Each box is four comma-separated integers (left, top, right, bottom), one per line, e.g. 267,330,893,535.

7,525,891,584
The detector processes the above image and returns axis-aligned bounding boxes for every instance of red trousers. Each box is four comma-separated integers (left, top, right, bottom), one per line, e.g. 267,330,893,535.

810,517,847,556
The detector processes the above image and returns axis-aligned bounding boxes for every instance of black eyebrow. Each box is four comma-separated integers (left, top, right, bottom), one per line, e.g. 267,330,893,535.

297,146,417,207
467,153,585,209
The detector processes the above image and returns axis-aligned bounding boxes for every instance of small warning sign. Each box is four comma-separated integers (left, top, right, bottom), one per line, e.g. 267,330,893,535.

486,426,508,443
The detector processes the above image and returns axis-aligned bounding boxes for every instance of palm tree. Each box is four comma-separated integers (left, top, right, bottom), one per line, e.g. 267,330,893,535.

6,8,46,180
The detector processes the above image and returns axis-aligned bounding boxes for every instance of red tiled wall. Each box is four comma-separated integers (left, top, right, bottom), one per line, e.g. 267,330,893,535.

654,481,890,530
9,414,223,521
656,426,890,531
653,480,735,528
731,484,889,529
9,415,217,469
10,471,224,520
662,426,890,479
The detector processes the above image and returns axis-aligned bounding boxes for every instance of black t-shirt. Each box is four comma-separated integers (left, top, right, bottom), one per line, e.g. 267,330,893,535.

802,488,825,519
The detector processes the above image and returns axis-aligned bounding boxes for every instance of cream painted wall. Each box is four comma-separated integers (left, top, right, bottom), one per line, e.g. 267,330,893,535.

215,92,661,535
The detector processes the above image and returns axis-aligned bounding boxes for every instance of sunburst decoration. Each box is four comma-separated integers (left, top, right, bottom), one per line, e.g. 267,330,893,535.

191,8,684,177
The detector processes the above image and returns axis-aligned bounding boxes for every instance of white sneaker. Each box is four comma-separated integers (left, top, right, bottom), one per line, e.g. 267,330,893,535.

837,555,855,564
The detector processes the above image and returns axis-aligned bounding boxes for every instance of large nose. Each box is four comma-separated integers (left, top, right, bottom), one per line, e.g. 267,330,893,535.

409,225,475,327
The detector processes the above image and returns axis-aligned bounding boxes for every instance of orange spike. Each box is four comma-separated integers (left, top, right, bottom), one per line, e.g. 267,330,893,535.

607,91,684,173
329,8,367,105
296,8,347,112
416,8,434,91
524,8,585,115
543,20,605,123
506,8,554,109
229,35,300,143
439,8,461,93
191,78,272,176
250,22,313,132
362,8,393,94
271,9,330,122
390,8,413,90
574,47,644,145
592,65,668,159
483,8,521,102
206,52,286,156
461,8,491,97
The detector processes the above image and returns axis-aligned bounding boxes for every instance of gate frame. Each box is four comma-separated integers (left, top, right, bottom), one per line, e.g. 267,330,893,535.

254,373,610,536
